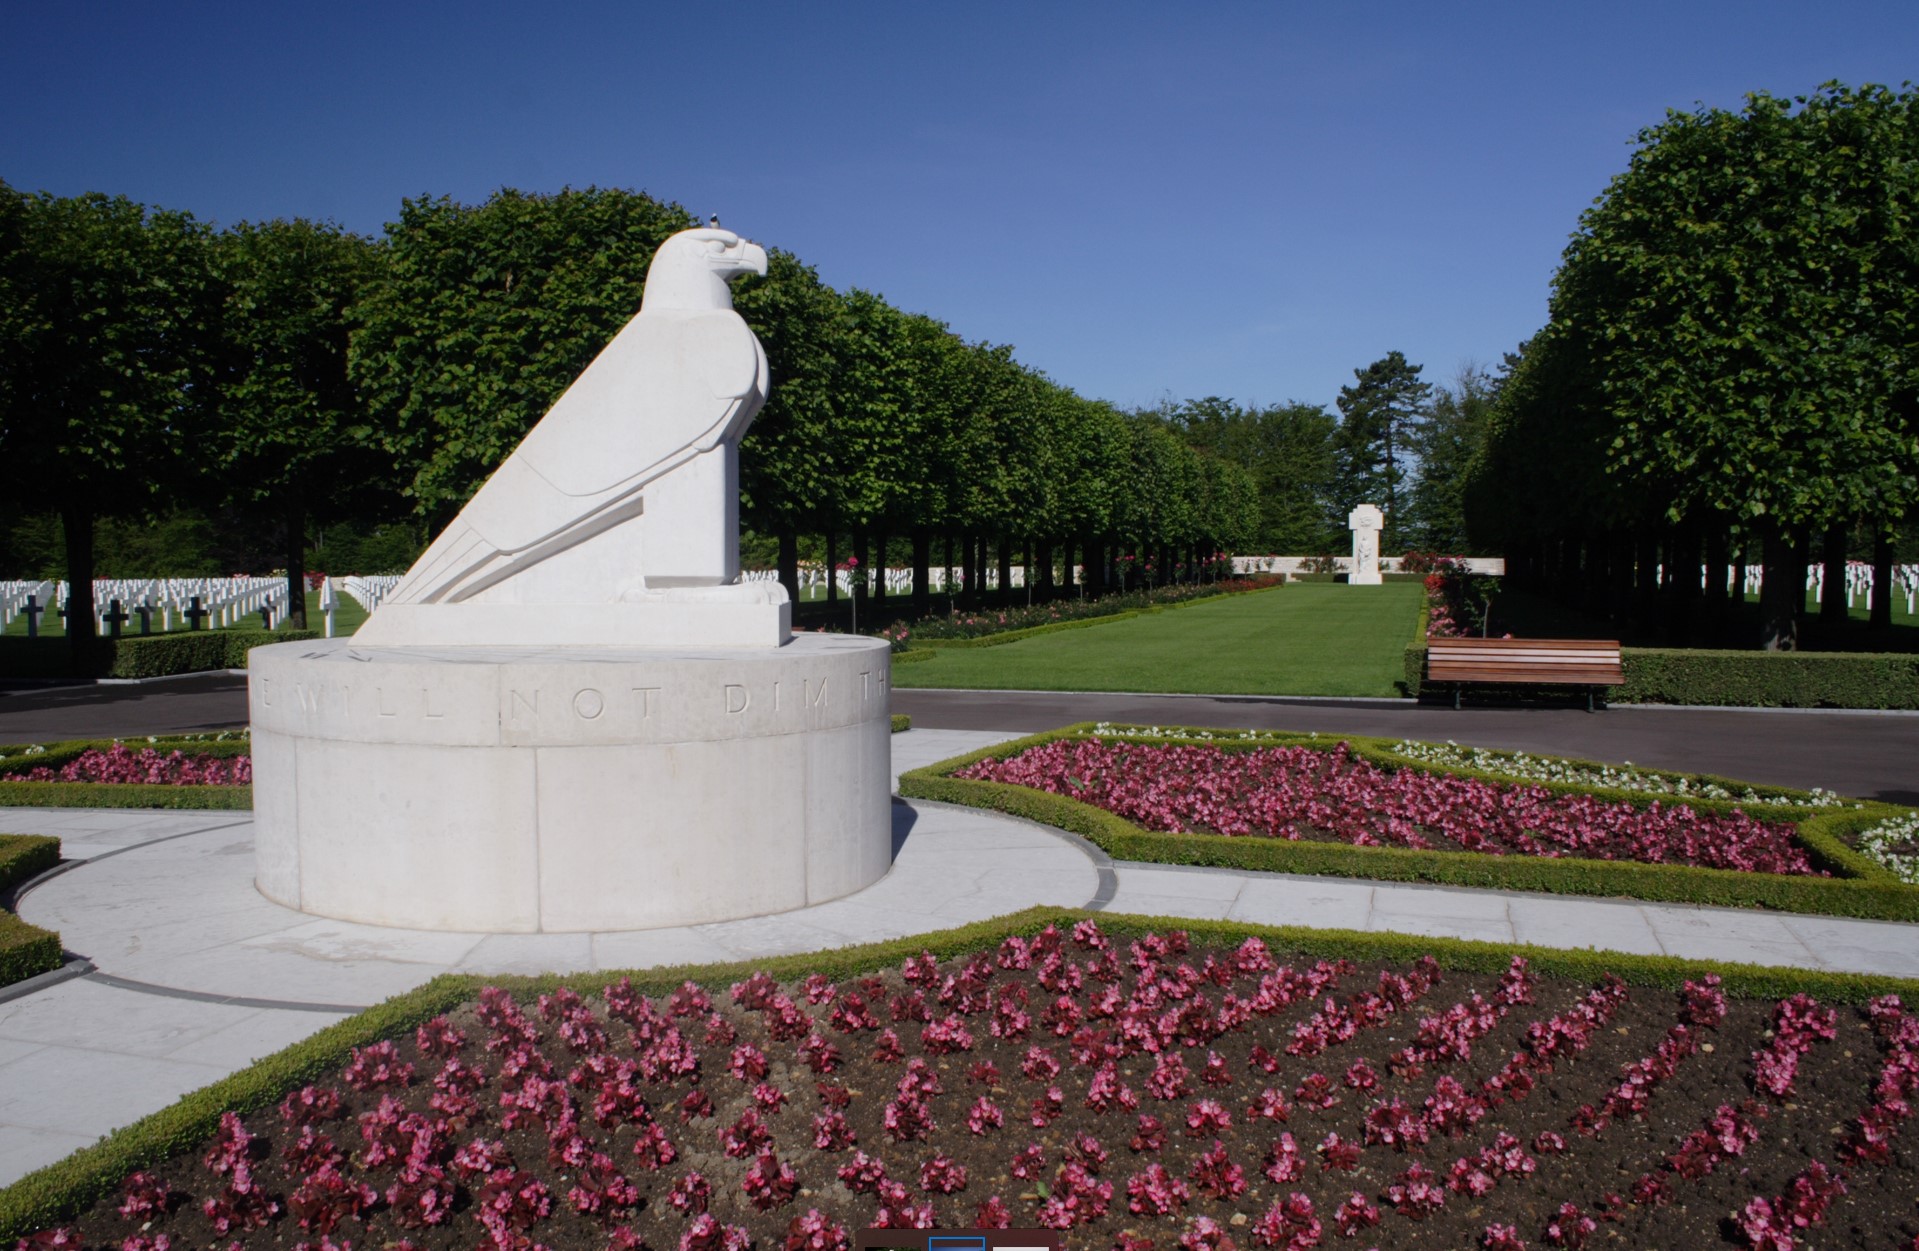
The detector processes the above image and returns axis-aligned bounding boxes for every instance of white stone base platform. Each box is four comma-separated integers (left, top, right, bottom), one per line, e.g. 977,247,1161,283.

248,634,895,932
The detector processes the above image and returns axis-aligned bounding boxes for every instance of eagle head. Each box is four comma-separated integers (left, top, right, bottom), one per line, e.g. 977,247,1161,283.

640,227,769,312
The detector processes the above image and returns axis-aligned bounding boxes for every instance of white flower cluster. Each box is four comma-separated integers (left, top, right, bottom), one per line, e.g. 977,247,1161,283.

1856,811,1919,885
0,743,49,762
1387,739,1846,809
1089,722,1315,742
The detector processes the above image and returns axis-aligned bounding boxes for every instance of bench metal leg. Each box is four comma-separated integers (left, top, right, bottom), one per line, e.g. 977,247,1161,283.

1454,684,1462,710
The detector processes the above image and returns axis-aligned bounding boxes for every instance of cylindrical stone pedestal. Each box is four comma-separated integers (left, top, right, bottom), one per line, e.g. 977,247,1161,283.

247,635,892,932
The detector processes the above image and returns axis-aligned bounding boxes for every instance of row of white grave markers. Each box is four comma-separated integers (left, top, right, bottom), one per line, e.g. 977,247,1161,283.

0,577,296,637
1698,563,1919,615
0,581,56,631
743,565,1045,598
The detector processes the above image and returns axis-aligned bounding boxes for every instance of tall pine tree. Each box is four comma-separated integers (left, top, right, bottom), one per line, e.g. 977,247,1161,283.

1334,350,1430,550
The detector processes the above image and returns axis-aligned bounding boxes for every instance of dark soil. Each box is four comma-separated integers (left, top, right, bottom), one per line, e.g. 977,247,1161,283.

26,926,1919,1251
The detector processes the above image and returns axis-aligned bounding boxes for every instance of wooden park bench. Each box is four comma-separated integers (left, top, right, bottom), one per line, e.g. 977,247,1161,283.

1425,637,1626,711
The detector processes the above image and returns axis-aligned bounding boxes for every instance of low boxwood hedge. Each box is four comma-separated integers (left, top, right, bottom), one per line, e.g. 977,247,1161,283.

4,904,1916,1243
899,722,1919,922
0,834,63,988
1405,640,1919,709
105,629,319,680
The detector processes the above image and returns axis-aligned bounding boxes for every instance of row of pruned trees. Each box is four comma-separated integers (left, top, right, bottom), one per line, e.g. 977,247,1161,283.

0,182,1260,664
1465,82,1919,650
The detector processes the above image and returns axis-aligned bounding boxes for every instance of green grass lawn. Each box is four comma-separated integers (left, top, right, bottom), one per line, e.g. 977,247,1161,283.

893,583,1425,696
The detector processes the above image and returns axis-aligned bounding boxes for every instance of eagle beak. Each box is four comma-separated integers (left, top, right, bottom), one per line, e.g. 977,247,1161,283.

738,241,768,279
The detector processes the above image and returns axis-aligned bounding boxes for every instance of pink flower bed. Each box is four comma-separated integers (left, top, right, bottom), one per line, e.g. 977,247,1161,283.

17,924,1919,1250
955,739,1817,876
15,744,252,787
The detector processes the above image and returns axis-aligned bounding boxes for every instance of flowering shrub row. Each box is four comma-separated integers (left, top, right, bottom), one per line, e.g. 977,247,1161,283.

1385,740,1845,810
13,744,251,787
955,738,1818,875
15,922,1916,1251
1856,811,1919,884
1415,555,1499,640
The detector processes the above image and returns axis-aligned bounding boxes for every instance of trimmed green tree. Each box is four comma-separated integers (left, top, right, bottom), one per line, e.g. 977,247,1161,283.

214,218,383,626
0,184,220,668
1541,83,1919,649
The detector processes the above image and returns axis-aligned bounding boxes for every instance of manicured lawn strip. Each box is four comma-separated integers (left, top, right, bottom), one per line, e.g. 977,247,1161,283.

0,834,62,988
5,903,1917,1244
895,583,1424,697
899,723,1919,921
0,735,255,810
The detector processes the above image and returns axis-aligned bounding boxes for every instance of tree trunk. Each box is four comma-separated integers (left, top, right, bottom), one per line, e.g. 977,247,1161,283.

778,531,799,604
1819,521,1849,624
1703,522,1729,602
1870,530,1894,631
911,529,931,616
1664,521,1699,645
1634,530,1659,632
825,530,838,603
852,531,871,625
1759,520,1800,651
943,533,956,608
1584,535,1611,619
872,530,888,601
1702,518,1730,644
1608,532,1634,626
997,536,1013,606
1084,535,1103,596
61,502,98,673
1038,539,1055,594
285,490,308,631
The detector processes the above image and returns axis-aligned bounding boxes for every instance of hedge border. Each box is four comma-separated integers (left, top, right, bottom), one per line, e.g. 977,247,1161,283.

105,629,320,680
890,714,911,733
0,835,63,989
6,904,1918,1242
1405,640,1919,710
0,735,255,811
898,723,1919,921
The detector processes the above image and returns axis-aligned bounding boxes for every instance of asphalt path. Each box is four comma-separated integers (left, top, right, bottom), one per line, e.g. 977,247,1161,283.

3,673,1915,806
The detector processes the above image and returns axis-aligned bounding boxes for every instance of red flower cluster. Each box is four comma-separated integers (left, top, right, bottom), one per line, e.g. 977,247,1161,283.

959,738,1817,874
21,925,1915,1251
17,744,250,786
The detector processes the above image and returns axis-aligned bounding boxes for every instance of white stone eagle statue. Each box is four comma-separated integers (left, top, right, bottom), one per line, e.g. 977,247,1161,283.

355,227,791,647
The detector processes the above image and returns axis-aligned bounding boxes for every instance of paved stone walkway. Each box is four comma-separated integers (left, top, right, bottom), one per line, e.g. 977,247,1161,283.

2,727,1916,1188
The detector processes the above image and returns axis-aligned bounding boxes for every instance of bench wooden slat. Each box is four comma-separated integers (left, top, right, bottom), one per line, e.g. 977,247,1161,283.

1425,636,1627,708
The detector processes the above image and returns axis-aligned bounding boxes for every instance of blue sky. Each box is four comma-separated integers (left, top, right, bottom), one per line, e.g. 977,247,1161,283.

4,2,1914,413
